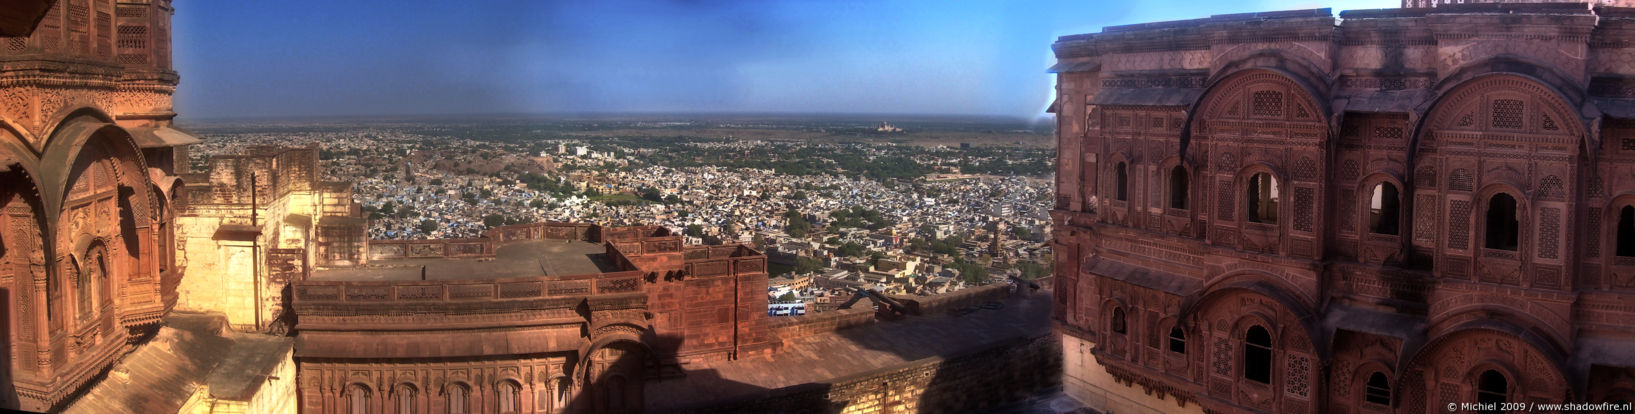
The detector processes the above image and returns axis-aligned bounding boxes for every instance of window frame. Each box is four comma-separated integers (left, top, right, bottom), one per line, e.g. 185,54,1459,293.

1243,325,1273,384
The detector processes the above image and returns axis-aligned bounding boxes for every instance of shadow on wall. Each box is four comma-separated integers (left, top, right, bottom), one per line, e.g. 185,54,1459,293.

0,290,15,410
642,285,1060,414
558,329,778,414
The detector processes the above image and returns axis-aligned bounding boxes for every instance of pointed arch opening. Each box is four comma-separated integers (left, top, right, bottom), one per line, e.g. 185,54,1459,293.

1618,205,1635,257
1167,325,1186,353
1169,165,1188,210
1477,370,1508,411
1244,325,1272,383
1114,162,1128,201
1365,371,1391,405
1248,173,1279,224
1485,193,1519,251
1370,182,1400,235
1111,307,1127,335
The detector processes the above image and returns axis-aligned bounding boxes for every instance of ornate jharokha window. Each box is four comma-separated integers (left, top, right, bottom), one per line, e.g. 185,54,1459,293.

497,381,520,413
1167,325,1186,353
1111,307,1127,334
446,383,468,414
1247,173,1279,224
1114,162,1128,201
1477,370,1508,412
1370,183,1400,235
77,247,107,321
1244,325,1272,384
1364,372,1391,405
1169,165,1188,210
1485,194,1519,251
1618,206,1635,257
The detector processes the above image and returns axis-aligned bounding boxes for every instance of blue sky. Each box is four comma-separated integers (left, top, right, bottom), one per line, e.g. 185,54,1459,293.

171,0,1396,120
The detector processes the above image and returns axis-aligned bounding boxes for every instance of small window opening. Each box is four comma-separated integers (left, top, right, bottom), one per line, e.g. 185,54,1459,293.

1485,194,1519,251
1365,372,1391,405
1244,325,1272,383
1617,206,1635,257
1169,166,1188,209
1477,370,1507,414
1111,307,1126,334
1370,183,1400,235
1115,162,1128,201
1247,173,1279,223
1168,325,1186,353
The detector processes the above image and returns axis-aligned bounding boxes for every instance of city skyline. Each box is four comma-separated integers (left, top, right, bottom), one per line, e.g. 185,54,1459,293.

171,0,1395,120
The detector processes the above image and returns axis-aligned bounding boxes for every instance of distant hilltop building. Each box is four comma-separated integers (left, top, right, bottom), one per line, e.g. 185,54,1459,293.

876,121,902,132
1052,2,1635,414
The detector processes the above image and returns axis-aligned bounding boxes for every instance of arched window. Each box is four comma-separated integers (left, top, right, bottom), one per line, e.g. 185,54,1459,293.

1169,165,1188,209
1244,325,1272,384
497,381,520,414
445,383,468,414
1370,183,1400,235
552,378,571,411
76,255,92,321
1364,372,1391,405
1618,206,1635,257
1485,194,1519,250
348,384,371,414
1168,325,1186,354
1477,370,1507,413
1114,162,1128,201
1247,173,1278,224
1110,307,1126,334
395,385,416,414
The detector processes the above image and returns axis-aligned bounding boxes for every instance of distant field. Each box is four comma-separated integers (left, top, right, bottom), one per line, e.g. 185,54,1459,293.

566,127,1053,148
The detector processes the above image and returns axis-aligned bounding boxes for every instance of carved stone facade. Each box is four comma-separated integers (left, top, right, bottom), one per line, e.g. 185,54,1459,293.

1053,3,1635,414
0,0,191,411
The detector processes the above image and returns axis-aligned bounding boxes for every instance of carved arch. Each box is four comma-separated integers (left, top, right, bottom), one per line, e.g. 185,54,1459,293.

1413,73,1585,157
1399,324,1572,410
0,114,40,156
1190,68,1330,138
1181,271,1325,360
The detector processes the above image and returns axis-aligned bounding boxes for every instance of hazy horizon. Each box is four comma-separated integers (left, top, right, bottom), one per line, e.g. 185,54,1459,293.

172,0,1395,121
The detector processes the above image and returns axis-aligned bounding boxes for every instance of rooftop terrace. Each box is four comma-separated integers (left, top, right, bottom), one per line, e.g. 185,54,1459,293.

310,240,612,281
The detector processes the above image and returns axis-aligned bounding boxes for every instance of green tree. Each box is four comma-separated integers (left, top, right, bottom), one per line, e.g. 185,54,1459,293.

417,219,439,234
793,256,825,274
776,292,797,303
686,224,704,238
837,241,866,258
1013,227,1032,240
640,187,664,203
484,214,506,228
907,238,928,253
785,209,811,238
530,198,545,208
379,202,396,215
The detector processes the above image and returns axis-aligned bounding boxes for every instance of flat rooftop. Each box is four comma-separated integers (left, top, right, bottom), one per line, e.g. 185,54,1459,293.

646,288,1053,412
310,240,613,281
